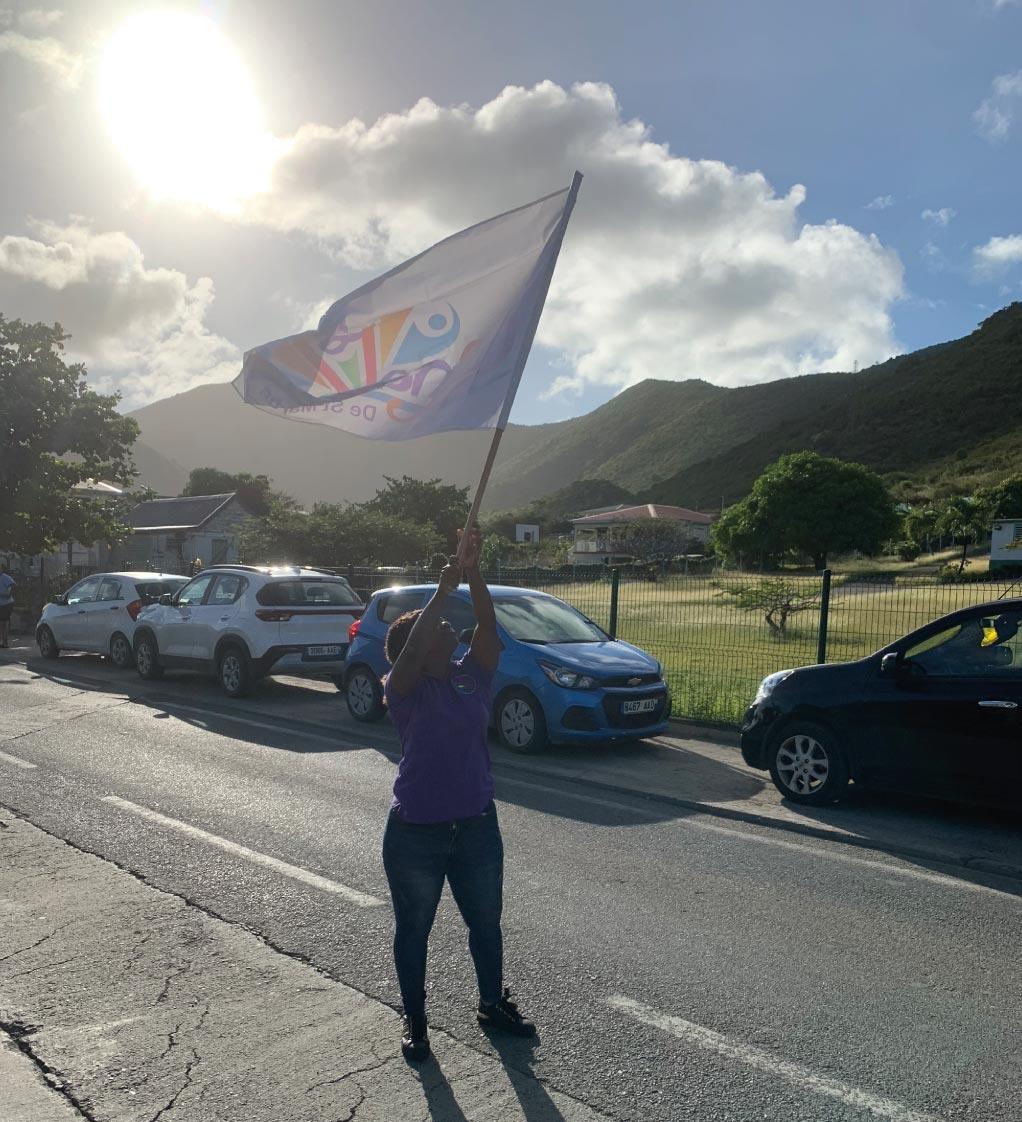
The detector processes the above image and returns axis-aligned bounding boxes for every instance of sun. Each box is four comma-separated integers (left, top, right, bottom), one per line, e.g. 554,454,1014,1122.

100,11,276,209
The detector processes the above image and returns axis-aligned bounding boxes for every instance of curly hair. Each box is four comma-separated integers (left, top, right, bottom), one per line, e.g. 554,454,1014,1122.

385,609,423,664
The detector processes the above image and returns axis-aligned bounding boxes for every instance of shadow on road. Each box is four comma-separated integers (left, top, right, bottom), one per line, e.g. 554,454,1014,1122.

784,785,1022,897
416,1061,471,1122
9,649,760,830
483,1032,568,1122
7,645,1022,897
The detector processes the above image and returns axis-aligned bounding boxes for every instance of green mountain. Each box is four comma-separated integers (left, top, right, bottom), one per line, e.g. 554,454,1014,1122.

129,304,1022,510
645,303,1022,508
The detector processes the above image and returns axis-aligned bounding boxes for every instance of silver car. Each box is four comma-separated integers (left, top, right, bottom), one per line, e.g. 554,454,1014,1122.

36,572,189,668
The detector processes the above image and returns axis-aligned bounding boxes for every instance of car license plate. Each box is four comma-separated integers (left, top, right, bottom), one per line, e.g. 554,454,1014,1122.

305,645,342,658
622,698,659,715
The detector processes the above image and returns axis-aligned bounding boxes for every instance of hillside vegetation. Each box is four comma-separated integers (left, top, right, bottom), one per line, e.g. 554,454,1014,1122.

129,304,1022,510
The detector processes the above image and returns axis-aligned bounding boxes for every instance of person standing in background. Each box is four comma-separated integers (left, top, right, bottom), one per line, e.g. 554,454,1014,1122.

0,563,17,648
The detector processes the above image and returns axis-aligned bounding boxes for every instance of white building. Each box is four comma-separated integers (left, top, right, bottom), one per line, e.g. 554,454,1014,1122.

570,503,715,565
990,519,1022,572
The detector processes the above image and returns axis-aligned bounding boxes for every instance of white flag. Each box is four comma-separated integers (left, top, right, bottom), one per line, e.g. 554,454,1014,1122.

233,173,581,440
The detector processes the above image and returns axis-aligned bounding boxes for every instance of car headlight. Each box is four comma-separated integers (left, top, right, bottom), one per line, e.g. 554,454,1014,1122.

753,669,795,704
538,660,598,690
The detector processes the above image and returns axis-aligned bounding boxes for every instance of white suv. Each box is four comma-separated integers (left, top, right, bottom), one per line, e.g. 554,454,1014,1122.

132,565,364,697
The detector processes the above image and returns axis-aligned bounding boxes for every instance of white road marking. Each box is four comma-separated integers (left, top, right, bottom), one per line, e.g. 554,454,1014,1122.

607,994,945,1122
0,749,37,770
498,776,1018,900
100,795,384,908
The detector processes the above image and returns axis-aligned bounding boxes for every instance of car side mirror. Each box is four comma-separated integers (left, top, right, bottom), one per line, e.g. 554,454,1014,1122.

458,627,475,645
56,593,68,606
880,652,903,677
159,592,175,606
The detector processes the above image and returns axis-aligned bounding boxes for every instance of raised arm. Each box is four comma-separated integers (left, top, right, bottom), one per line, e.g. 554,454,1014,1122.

461,528,501,673
388,563,460,696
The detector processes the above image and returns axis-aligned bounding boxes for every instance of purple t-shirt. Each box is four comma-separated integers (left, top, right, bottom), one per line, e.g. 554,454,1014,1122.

384,653,495,824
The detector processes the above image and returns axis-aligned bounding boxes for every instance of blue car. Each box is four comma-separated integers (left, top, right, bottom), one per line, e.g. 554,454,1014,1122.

342,583,671,752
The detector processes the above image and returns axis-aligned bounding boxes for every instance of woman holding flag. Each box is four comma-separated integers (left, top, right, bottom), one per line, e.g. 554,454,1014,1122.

382,526,536,1061
231,174,583,1060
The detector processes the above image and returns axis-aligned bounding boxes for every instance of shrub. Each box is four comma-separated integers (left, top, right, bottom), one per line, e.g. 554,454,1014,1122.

896,541,921,562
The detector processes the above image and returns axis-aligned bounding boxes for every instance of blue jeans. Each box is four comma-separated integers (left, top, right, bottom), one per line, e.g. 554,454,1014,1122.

382,802,504,1017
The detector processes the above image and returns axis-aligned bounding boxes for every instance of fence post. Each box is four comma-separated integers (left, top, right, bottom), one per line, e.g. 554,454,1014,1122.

816,568,832,664
608,567,620,639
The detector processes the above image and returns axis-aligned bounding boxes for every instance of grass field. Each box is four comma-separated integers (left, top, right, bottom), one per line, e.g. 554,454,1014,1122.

531,573,1022,726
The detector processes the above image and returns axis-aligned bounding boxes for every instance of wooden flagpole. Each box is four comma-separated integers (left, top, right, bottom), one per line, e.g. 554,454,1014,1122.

455,425,505,564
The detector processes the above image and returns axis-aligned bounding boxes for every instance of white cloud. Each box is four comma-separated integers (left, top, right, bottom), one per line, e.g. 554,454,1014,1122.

866,195,894,210
921,207,956,227
974,71,1022,142
241,81,903,394
0,220,239,407
18,8,62,32
920,242,946,273
0,27,81,88
973,234,1022,274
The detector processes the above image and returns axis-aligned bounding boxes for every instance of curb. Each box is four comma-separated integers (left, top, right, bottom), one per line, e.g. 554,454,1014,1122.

6,650,1022,886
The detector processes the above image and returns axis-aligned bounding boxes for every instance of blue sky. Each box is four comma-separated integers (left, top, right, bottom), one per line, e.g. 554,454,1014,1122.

1,0,1020,425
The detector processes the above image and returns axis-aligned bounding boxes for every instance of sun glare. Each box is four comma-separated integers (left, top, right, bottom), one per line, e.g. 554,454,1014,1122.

100,11,275,209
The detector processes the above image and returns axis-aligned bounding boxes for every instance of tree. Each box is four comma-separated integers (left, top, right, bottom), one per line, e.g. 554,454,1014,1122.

0,316,139,555
934,496,988,575
182,467,276,516
609,520,692,562
902,506,940,552
711,452,899,571
977,475,1022,521
480,533,509,569
714,577,821,639
239,501,440,567
365,475,469,549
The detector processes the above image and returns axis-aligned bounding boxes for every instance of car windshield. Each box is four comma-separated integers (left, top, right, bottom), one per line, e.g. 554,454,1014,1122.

494,595,606,644
258,579,361,607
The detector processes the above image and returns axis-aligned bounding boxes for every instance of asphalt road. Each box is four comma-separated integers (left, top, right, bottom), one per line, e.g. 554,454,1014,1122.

1,654,1020,1122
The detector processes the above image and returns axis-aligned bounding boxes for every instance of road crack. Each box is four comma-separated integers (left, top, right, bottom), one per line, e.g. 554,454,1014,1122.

304,1048,397,1096
0,920,77,965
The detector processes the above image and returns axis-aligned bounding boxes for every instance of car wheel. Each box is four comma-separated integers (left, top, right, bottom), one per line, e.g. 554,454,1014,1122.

37,625,60,660
109,632,133,670
345,666,386,721
495,688,548,754
134,633,164,680
218,645,251,698
768,720,850,805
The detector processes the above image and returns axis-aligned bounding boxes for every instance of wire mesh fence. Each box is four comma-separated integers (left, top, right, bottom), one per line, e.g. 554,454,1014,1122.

342,565,1022,725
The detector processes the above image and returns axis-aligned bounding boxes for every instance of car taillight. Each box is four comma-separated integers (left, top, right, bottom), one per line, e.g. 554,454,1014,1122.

348,617,362,643
127,599,142,621
255,609,294,622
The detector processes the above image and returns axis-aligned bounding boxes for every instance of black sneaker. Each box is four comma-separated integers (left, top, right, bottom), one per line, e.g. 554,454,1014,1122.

401,1012,430,1062
477,988,537,1037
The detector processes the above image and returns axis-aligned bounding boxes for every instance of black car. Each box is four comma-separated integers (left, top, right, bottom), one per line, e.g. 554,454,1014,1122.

740,598,1022,807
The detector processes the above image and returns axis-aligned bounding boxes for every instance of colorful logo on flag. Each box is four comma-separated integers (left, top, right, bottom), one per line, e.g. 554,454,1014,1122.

264,303,474,424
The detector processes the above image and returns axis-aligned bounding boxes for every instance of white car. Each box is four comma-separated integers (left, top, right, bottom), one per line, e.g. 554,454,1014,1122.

132,565,364,697
36,572,189,668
